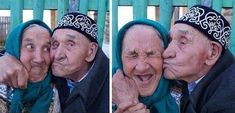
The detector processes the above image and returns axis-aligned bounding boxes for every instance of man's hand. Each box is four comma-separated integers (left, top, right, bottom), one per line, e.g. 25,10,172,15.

114,101,150,113
0,53,28,88
112,69,138,105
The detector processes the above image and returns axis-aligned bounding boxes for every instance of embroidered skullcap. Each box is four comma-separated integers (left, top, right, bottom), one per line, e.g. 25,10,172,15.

53,12,98,43
175,5,231,51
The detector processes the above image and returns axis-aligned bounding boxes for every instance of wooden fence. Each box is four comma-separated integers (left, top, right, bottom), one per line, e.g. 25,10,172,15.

0,0,109,48
0,16,10,49
112,0,235,66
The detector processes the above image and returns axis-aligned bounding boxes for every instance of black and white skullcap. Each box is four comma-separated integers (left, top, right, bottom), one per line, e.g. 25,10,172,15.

53,12,98,43
175,5,231,50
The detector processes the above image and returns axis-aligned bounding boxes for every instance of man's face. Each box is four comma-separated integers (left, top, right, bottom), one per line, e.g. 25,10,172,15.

20,25,51,82
50,29,93,81
121,25,164,96
163,24,211,83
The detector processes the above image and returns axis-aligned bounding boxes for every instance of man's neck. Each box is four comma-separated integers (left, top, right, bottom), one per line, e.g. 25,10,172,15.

68,63,93,82
185,65,213,83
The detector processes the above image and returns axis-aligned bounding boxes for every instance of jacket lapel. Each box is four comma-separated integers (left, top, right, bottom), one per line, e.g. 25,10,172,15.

185,50,235,112
65,48,109,110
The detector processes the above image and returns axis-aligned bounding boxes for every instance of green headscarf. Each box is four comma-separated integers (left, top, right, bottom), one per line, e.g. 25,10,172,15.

5,19,53,113
114,19,179,113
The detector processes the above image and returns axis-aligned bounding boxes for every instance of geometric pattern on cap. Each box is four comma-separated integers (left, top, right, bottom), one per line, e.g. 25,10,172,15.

179,6,231,49
58,14,98,40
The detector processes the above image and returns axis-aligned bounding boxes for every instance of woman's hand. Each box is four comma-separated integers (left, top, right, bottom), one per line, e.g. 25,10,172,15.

115,101,150,113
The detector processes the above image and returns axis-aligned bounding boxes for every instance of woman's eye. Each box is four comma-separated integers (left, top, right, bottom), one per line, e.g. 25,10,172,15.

146,51,154,56
130,54,137,58
127,52,138,58
26,44,33,49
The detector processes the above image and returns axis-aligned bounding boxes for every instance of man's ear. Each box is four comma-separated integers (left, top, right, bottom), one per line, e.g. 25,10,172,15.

85,42,98,62
205,41,222,65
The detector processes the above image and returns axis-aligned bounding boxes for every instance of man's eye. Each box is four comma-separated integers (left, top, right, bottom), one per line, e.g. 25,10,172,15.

51,41,59,49
179,37,188,45
67,42,75,47
43,47,50,52
180,41,186,45
68,42,74,47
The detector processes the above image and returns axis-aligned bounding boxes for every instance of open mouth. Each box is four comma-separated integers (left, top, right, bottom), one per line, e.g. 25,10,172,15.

137,74,153,84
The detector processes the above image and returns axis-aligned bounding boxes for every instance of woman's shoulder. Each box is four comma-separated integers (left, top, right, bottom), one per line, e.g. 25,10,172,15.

0,98,8,113
0,84,13,101
0,84,13,113
0,84,61,113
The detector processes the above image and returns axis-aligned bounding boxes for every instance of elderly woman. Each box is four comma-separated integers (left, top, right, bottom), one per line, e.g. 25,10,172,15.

0,20,60,113
112,19,179,113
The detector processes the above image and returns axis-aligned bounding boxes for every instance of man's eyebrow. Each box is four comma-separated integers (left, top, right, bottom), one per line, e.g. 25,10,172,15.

178,29,190,35
66,34,76,39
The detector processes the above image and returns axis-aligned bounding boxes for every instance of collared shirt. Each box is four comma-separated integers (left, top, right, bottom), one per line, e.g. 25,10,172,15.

0,50,5,56
67,63,95,93
187,76,205,94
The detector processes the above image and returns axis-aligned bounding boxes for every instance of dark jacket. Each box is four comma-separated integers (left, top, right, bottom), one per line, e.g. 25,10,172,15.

0,50,4,56
54,48,109,113
181,50,235,113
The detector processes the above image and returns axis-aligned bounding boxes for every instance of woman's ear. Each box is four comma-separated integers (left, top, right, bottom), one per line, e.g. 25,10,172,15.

205,41,222,65
85,42,98,62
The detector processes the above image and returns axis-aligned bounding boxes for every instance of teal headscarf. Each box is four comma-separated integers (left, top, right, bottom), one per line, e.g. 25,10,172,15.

5,19,53,113
114,19,179,113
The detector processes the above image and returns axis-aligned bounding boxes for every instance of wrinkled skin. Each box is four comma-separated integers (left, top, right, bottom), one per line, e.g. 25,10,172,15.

163,23,220,83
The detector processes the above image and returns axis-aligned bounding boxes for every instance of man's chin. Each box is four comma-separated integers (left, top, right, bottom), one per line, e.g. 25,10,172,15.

52,69,67,77
163,70,176,80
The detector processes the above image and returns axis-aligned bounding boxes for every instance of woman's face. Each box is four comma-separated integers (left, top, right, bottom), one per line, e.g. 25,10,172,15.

121,25,164,96
20,25,51,82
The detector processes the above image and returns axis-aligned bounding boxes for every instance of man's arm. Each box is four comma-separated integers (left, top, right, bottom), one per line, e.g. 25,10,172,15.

0,53,28,88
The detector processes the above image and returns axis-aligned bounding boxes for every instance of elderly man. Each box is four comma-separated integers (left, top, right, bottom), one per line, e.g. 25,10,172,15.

0,12,109,113
163,5,235,113
112,19,178,113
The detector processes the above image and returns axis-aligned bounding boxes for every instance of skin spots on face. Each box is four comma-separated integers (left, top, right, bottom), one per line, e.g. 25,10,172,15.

121,25,164,96
50,29,98,81
20,25,51,82
163,23,212,83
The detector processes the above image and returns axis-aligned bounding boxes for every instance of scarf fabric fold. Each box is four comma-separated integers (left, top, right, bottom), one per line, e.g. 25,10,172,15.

5,19,53,113
114,19,179,113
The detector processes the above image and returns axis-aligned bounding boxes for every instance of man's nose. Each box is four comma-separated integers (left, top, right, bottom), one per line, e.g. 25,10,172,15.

163,42,176,59
54,45,66,61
